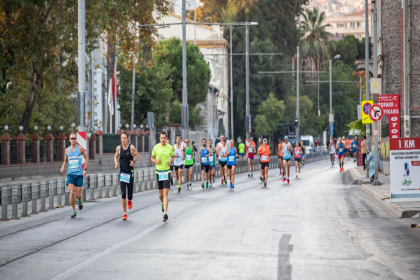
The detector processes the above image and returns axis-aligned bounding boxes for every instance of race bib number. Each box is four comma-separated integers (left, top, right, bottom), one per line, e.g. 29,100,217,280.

201,157,208,163
220,157,227,161
174,157,183,165
339,148,343,152
69,159,80,169
209,156,214,162
158,171,169,181
248,148,253,152
120,172,131,183
295,151,300,155
186,155,192,161
262,155,268,161
229,156,235,162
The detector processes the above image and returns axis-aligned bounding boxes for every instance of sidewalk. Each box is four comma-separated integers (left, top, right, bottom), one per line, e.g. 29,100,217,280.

346,165,420,218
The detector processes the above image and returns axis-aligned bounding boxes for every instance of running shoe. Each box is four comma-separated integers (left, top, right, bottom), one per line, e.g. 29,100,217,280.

287,179,290,184
224,179,227,185
232,184,234,189
202,183,205,189
296,174,298,178
163,213,168,222
282,178,286,183
128,199,132,209
178,186,181,193
230,183,233,189
123,213,127,220
78,200,83,210
221,179,224,185
71,211,76,218
342,167,344,171
209,184,212,188
206,182,209,189
248,174,250,177
260,176,263,182
162,202,164,212
251,174,253,178
264,182,267,187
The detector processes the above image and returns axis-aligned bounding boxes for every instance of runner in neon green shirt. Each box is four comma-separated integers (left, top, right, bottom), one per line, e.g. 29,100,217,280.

238,141,245,160
184,139,195,189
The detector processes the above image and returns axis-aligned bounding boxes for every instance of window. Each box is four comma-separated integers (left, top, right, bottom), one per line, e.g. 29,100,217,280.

357,22,361,28
337,23,346,28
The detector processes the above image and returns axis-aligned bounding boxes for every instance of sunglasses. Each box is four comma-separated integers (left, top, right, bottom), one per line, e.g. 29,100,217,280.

70,138,76,140
185,141,189,143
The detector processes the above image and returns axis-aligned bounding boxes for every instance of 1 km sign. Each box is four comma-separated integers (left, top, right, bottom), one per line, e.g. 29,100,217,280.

369,105,383,121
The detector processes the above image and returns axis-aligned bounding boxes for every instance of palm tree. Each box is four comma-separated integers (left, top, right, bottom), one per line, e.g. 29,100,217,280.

300,7,333,70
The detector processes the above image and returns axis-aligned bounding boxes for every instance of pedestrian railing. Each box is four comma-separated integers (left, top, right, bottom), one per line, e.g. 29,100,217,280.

0,152,329,221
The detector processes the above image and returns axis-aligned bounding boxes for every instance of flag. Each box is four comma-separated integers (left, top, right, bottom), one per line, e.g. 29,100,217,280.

108,78,114,115
112,62,118,99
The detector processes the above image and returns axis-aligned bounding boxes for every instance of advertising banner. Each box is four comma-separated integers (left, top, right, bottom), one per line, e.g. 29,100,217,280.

390,137,420,202
378,94,400,138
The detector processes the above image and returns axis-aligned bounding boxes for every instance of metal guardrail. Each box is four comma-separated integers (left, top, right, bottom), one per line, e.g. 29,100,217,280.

0,152,329,221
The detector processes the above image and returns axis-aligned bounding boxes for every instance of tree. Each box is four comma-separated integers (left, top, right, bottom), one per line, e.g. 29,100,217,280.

300,7,333,69
153,38,211,120
118,62,173,127
254,93,285,143
330,35,362,69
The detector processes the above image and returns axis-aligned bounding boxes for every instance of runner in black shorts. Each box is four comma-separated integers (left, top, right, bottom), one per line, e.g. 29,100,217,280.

114,132,139,221
151,131,174,222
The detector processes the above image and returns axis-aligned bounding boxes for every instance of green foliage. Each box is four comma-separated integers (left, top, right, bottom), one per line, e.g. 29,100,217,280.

118,63,173,127
255,93,285,136
153,38,211,108
330,35,362,68
346,119,365,136
254,115,270,137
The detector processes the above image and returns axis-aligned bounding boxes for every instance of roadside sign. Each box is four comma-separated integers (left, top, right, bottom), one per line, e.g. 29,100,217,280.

369,104,383,121
248,115,251,133
77,131,87,169
361,100,373,124
377,94,400,139
390,137,420,202
329,114,334,123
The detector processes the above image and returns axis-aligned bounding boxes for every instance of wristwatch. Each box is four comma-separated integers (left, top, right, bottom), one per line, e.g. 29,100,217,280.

84,168,87,171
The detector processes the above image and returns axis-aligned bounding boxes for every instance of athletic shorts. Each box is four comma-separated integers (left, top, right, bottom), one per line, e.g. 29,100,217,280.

67,174,83,187
184,164,193,169
283,157,291,162
174,165,183,172
220,161,227,167
301,154,305,158
344,149,348,153
227,164,236,169
240,153,244,157
201,163,210,172
210,165,216,170
248,154,254,160
330,153,335,155
261,162,269,169
295,158,301,163
170,165,174,171
337,155,344,159
155,174,170,189
120,171,134,200
278,155,283,159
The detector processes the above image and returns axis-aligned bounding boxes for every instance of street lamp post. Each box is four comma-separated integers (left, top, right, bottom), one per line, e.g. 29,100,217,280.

329,55,340,142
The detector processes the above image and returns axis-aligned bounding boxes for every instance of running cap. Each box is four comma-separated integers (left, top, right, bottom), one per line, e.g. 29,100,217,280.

263,138,267,142
284,136,289,139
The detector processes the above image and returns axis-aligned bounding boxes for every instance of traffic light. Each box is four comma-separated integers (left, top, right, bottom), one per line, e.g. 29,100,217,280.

294,118,298,126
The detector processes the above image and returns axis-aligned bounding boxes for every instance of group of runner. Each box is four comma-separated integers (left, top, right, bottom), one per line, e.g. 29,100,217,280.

328,136,359,172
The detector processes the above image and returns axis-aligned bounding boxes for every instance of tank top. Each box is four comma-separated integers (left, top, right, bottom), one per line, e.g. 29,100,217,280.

173,144,184,166
209,148,215,166
119,144,133,173
227,147,236,165
294,147,301,158
282,143,292,158
184,145,193,165
260,145,270,162
219,145,227,162
337,143,344,155
330,144,336,154
301,145,306,154
201,146,209,165
248,145,255,155
67,145,83,176
278,144,283,157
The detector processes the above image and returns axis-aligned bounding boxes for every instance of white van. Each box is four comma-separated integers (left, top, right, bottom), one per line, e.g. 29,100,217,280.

300,135,315,154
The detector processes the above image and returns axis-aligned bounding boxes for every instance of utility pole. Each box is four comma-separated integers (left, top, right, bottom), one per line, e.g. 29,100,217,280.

403,0,410,137
329,59,332,141
373,6,380,185
230,26,234,141
245,22,250,140
317,69,320,117
365,0,371,178
359,77,362,104
182,0,189,139
296,46,300,141
131,68,135,133
194,0,197,45
77,0,86,131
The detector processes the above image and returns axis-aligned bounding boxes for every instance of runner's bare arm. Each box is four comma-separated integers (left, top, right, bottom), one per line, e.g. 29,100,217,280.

80,146,88,176
130,146,139,166
60,148,68,172
114,146,120,168
208,147,212,156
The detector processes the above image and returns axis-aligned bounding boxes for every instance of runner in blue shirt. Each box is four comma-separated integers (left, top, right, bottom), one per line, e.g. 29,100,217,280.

351,136,358,162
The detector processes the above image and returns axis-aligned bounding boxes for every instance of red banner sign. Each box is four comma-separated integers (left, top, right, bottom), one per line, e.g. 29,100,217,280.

378,94,400,139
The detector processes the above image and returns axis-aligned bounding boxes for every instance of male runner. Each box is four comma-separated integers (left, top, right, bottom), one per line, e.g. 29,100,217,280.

151,131,174,222
351,136,358,162
114,132,139,220
257,142,265,182
294,142,303,178
328,138,336,166
300,140,306,167
344,137,351,160
173,136,185,193
227,139,237,189
257,138,270,187
208,139,216,186
238,141,245,160
61,133,88,218
247,137,256,177
281,136,294,184
277,139,284,177
217,138,228,185
200,138,212,189
184,139,194,189
336,137,345,172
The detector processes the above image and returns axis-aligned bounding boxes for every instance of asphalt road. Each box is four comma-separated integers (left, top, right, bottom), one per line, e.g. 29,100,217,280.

1,159,420,280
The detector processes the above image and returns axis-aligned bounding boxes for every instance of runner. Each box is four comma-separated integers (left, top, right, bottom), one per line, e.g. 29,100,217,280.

247,137,256,177
294,142,303,178
208,139,216,186
344,137,351,160
114,132,139,220
151,131,174,222
257,138,270,187
351,136,358,162
217,138,228,185
336,137,345,172
300,140,306,167
173,136,185,193
328,138,336,166
227,139,237,189
238,140,245,160
277,139,284,177
60,133,88,218
184,139,194,190
281,136,294,184
257,142,265,182
200,138,212,189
